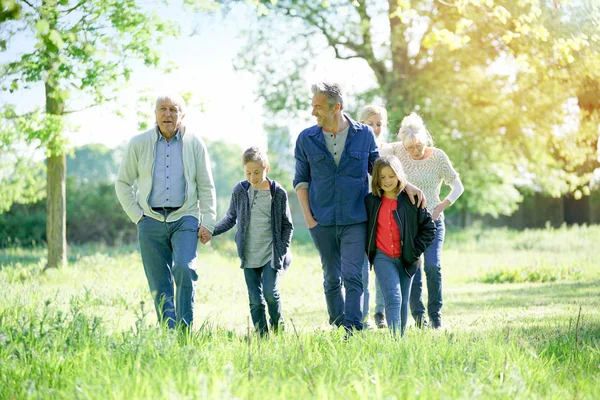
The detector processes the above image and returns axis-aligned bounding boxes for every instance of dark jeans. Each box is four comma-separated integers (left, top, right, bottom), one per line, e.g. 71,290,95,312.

410,219,445,323
309,223,365,331
137,213,199,329
244,263,283,335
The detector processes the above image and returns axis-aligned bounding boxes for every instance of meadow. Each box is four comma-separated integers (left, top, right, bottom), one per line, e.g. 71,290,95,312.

1,225,599,399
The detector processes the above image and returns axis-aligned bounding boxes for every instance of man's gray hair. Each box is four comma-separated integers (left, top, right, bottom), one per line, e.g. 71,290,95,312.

311,82,344,110
155,93,186,114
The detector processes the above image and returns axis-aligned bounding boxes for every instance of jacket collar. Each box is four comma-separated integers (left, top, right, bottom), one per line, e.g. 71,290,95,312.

241,178,278,196
154,124,186,142
308,113,361,137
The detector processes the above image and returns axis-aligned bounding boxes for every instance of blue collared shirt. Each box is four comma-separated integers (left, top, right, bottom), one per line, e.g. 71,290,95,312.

293,115,379,226
148,127,186,208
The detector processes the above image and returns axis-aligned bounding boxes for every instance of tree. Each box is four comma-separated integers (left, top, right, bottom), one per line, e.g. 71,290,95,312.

0,0,181,268
232,0,600,221
66,143,119,185
265,124,294,191
205,139,244,218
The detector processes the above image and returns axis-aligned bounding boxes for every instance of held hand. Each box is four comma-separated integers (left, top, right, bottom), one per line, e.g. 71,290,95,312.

405,183,427,209
198,226,212,244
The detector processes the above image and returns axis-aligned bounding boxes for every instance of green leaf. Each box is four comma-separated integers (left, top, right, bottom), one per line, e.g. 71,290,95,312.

35,19,50,36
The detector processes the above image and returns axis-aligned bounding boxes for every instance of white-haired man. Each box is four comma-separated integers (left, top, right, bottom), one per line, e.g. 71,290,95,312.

116,94,216,329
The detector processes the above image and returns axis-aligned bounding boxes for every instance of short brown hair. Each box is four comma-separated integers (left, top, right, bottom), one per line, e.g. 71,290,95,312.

242,146,269,168
371,155,408,197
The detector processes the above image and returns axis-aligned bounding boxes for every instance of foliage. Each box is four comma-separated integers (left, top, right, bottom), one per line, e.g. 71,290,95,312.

206,138,245,218
0,147,46,213
0,0,187,268
266,124,294,191
66,143,119,185
232,0,600,218
0,0,21,24
0,0,181,154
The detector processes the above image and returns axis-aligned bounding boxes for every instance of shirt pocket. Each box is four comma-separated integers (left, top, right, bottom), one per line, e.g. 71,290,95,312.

308,153,332,180
347,151,368,179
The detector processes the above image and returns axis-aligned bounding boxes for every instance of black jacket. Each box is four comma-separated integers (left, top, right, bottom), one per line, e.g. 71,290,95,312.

365,191,436,277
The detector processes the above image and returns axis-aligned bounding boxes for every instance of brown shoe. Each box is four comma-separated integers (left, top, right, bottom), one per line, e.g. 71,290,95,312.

374,312,387,329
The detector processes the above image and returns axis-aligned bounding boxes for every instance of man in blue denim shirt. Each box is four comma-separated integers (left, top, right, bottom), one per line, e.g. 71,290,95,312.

293,82,377,332
294,82,425,332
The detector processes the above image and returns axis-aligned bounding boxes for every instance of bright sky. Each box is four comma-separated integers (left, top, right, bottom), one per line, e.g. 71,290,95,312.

0,2,382,154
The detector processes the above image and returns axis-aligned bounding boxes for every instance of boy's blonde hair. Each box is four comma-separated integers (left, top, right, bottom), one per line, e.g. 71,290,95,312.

359,105,388,125
242,146,270,168
371,155,408,197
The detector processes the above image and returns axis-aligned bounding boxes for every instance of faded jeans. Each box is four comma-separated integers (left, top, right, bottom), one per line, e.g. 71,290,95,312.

137,213,199,329
410,219,445,323
373,250,413,336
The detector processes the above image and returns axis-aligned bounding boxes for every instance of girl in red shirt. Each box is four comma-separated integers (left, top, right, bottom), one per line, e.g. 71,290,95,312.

365,156,436,336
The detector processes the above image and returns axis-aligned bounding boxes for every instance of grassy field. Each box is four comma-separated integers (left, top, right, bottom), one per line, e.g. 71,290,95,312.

1,225,599,399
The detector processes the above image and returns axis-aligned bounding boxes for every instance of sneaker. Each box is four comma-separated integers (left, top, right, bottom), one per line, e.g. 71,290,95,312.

271,322,284,334
415,315,428,329
431,318,444,330
374,312,387,329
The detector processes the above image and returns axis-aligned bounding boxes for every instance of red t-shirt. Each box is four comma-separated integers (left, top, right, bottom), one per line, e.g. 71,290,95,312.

375,196,401,258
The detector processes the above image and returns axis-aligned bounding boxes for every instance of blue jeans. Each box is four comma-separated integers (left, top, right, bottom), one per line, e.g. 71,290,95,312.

244,264,283,335
137,213,199,329
361,255,369,321
362,256,386,319
309,223,365,330
374,276,385,314
373,250,413,336
410,219,445,322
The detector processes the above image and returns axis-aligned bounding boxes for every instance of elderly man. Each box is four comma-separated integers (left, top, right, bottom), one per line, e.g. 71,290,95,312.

116,93,216,329
294,82,423,332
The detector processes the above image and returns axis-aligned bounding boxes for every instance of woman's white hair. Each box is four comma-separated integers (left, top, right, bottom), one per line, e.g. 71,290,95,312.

398,112,433,146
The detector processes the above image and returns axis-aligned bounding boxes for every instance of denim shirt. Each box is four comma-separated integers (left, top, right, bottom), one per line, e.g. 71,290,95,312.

293,114,379,226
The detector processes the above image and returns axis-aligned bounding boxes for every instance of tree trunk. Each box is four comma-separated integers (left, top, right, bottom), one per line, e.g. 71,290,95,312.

460,209,468,228
46,153,66,269
44,70,66,269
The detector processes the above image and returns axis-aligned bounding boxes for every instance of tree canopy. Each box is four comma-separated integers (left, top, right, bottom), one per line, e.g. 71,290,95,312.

233,0,600,218
0,0,181,267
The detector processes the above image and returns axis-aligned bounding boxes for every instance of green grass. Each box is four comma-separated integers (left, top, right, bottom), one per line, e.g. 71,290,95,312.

1,226,599,399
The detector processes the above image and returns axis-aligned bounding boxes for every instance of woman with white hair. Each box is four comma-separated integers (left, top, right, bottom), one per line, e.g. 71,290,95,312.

391,112,464,330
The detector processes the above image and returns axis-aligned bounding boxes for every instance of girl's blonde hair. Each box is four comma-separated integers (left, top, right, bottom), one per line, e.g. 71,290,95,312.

242,146,270,168
371,155,408,197
397,112,433,147
359,104,388,125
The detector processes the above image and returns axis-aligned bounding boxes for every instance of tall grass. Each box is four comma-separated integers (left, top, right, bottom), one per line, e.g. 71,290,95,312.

1,226,599,399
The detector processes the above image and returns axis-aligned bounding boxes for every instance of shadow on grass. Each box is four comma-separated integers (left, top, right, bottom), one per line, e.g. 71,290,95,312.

0,244,140,271
451,280,600,311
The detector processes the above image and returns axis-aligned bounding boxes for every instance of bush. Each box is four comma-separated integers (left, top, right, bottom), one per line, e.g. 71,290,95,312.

478,265,583,284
